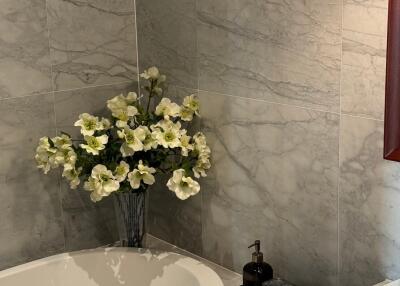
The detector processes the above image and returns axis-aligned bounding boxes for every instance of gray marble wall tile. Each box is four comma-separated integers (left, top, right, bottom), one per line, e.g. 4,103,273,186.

197,0,342,112
0,0,52,99
61,181,118,251
341,30,387,120
136,0,197,89
54,82,137,250
47,0,138,91
147,85,203,256
343,0,388,36
0,93,64,270
54,82,137,137
198,91,339,286
340,116,400,286
341,0,388,120
148,175,203,256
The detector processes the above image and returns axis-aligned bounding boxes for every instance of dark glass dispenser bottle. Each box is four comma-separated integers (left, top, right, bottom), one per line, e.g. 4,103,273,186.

243,240,273,286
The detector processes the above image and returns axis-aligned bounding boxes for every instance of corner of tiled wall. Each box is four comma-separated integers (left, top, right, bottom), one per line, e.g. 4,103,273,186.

135,0,204,257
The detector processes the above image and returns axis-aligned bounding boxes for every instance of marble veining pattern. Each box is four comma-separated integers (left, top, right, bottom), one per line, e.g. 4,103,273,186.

0,0,52,99
54,82,137,137
136,0,197,88
340,115,400,286
343,0,388,36
197,0,342,112
341,29,387,120
199,90,339,286
47,0,138,91
341,0,388,120
0,93,64,270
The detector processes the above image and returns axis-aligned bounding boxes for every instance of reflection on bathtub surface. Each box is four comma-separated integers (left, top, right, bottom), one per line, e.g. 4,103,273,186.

0,248,224,286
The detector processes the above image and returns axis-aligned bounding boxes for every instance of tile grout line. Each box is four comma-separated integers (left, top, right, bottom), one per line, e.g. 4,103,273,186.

194,0,206,260
337,0,344,284
171,82,385,122
0,80,136,104
44,0,67,253
44,0,55,94
196,88,341,115
172,81,341,115
340,112,384,122
52,80,135,94
171,80,385,123
131,0,141,93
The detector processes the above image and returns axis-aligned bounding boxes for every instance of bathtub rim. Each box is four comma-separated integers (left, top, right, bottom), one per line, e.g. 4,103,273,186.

0,247,224,286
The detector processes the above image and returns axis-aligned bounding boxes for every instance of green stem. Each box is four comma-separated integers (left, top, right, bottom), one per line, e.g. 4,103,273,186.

146,79,155,114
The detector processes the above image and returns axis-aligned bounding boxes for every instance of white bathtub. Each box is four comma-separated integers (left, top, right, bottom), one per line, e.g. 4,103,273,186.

0,248,224,286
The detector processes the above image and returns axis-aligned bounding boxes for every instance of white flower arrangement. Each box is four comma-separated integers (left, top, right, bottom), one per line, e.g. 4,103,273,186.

35,67,211,202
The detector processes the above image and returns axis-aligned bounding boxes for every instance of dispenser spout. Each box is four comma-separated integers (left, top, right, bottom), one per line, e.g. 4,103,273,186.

248,240,263,263
248,240,261,253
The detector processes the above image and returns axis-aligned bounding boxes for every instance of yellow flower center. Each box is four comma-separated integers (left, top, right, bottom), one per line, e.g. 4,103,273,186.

87,137,100,148
164,131,175,142
189,101,198,110
100,174,109,182
126,133,136,143
84,120,96,130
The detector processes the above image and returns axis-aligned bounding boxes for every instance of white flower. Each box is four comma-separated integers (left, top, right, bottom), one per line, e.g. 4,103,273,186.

193,156,211,178
192,132,211,178
180,134,194,156
54,147,77,166
183,94,200,115
107,93,138,127
100,118,111,130
152,119,182,149
35,137,58,174
179,106,194,121
167,169,200,200
53,134,72,149
140,66,160,80
155,98,180,119
126,92,137,103
62,166,81,189
80,134,108,155
84,165,120,202
142,126,158,151
51,135,76,166
127,160,156,189
153,86,163,95
140,67,166,92
114,161,130,182
117,126,146,157
193,132,211,155
74,113,103,136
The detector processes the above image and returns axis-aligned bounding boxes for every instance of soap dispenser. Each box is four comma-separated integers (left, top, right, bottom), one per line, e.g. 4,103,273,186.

243,240,273,286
